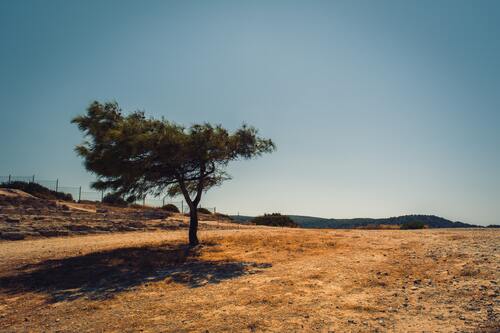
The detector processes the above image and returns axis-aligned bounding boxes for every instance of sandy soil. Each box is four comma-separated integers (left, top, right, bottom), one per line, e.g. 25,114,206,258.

0,227,498,332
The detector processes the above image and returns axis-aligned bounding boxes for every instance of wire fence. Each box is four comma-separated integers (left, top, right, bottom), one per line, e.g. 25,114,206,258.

0,174,220,214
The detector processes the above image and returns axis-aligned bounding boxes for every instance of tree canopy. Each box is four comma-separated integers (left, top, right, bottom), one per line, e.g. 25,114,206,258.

72,101,275,245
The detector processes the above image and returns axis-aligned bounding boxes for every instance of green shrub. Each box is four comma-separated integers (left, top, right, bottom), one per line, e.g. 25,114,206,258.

162,203,180,213
252,213,299,228
214,212,232,221
0,181,73,201
102,193,128,206
197,207,212,214
400,221,426,229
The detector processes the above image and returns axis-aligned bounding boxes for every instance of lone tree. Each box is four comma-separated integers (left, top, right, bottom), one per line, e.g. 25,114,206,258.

72,101,275,246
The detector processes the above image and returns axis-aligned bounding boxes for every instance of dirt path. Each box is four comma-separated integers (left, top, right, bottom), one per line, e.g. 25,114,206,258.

0,228,498,332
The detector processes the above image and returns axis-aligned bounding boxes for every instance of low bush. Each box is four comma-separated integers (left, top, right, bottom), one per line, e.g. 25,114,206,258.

162,204,180,213
102,193,128,207
214,212,233,221
0,181,73,201
197,207,212,214
252,213,299,228
400,221,426,229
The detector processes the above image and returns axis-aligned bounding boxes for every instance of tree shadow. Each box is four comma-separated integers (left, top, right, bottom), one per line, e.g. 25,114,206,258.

0,243,271,302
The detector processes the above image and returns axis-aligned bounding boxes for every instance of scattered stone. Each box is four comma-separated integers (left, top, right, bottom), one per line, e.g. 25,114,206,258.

67,225,94,232
127,221,147,229
38,230,70,237
0,231,26,240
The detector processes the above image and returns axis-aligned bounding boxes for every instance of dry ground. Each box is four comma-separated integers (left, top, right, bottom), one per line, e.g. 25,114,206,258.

0,226,498,332
0,189,239,241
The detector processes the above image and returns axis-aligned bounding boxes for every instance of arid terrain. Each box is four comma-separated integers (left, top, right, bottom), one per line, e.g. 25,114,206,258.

0,191,499,332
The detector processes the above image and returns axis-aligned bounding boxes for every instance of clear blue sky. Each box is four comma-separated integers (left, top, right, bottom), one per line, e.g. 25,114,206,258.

1,0,499,225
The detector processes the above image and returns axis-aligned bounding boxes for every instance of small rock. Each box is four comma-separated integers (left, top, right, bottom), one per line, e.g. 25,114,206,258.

0,232,26,240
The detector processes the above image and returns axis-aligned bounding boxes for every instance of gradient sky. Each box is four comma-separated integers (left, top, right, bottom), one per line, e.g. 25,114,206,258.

1,0,499,225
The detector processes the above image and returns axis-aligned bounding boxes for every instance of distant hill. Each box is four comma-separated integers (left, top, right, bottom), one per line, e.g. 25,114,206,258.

230,214,479,229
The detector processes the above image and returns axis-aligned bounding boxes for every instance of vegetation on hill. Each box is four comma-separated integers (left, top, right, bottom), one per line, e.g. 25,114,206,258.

102,193,128,207
252,213,299,228
0,181,73,201
162,204,180,213
400,220,426,229
214,212,233,221
197,207,213,214
232,214,478,229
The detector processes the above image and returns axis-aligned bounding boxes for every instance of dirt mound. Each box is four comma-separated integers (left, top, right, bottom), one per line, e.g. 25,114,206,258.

0,193,238,241
0,188,35,198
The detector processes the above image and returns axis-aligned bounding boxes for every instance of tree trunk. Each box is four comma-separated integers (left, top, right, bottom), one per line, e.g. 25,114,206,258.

188,206,199,247
177,178,202,247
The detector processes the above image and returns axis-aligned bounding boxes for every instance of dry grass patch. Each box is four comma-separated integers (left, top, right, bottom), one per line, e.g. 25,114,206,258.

201,229,338,263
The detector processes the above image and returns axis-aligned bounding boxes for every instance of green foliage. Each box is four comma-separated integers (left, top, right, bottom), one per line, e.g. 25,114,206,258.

72,101,275,203
0,181,73,201
72,101,275,245
400,220,426,230
197,207,212,214
102,193,128,207
162,203,180,213
282,214,477,229
252,213,299,228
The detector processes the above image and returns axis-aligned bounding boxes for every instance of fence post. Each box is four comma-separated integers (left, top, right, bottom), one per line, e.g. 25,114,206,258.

162,196,165,206
143,196,146,207
32,175,35,183
78,186,82,202
101,190,104,202
214,207,216,214
55,179,59,192
181,201,184,214
8,175,11,183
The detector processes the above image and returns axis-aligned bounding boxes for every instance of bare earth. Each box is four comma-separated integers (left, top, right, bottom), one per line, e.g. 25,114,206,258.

0,223,498,332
